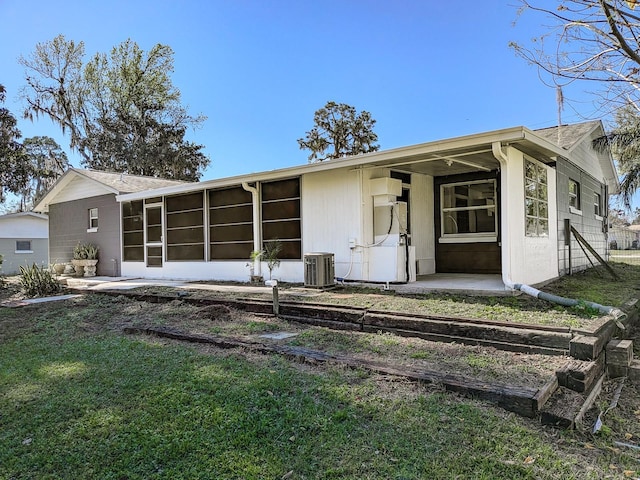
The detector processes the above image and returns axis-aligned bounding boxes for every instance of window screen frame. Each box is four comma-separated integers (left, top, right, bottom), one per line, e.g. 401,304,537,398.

439,179,498,243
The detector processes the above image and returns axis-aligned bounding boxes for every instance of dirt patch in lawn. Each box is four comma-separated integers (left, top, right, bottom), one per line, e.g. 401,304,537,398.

111,295,566,390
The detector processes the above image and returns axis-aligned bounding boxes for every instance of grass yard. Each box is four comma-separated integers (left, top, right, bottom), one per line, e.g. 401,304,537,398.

1,288,640,479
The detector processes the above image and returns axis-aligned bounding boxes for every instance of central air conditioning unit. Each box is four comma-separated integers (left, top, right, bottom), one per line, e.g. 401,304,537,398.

304,252,335,288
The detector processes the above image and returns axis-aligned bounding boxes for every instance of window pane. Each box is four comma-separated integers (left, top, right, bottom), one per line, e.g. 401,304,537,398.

526,198,537,217
539,202,548,220
525,161,536,180
526,217,538,236
537,183,547,200
538,219,549,235
16,240,31,251
537,165,547,184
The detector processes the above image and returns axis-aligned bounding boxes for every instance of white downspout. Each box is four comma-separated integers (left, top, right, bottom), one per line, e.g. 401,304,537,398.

242,182,262,278
491,142,514,290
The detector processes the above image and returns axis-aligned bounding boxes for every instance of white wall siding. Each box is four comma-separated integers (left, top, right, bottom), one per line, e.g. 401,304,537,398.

301,169,363,281
410,173,435,275
0,215,48,238
503,148,559,286
121,260,303,283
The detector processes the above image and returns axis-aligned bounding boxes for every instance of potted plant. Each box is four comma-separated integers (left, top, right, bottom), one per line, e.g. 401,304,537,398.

71,243,100,277
51,259,66,275
247,250,263,283
83,244,99,277
263,240,282,281
71,242,88,276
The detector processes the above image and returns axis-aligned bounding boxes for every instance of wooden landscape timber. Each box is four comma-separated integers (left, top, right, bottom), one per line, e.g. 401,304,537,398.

123,325,556,418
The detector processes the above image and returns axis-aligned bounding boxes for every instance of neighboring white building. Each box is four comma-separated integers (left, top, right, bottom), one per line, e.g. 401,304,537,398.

0,212,49,274
35,121,619,290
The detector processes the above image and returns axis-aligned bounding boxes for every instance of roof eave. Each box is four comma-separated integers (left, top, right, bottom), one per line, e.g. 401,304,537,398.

119,126,562,201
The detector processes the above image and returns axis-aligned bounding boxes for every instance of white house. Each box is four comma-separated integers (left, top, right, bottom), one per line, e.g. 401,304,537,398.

0,212,49,274
35,121,619,291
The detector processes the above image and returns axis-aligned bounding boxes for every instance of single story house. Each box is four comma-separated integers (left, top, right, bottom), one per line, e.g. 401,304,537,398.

34,121,618,290
0,211,49,274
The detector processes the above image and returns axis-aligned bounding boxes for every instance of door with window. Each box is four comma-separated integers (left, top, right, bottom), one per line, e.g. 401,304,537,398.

145,205,163,267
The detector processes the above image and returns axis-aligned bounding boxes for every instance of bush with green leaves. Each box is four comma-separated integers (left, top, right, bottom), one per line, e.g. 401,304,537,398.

19,263,61,297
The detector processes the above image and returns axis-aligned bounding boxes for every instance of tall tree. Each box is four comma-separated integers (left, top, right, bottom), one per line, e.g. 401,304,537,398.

20,136,69,209
19,35,209,181
593,105,640,206
297,101,379,162
511,1,640,114
0,84,29,203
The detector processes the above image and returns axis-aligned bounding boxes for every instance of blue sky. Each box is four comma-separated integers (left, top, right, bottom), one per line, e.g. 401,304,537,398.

0,1,617,185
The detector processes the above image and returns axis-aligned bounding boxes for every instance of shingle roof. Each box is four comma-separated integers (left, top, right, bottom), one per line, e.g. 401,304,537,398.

533,121,601,150
75,169,189,194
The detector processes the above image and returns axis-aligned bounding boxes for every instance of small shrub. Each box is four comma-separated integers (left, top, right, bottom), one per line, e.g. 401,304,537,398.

19,263,61,297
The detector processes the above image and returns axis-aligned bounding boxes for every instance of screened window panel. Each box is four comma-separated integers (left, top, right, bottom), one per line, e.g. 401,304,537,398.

208,187,252,207
146,226,162,243
263,220,301,240
166,210,204,229
210,242,254,260
166,227,205,245
123,201,143,217
262,178,300,201
210,224,254,242
166,192,204,212
208,185,254,260
279,240,302,260
260,178,301,259
262,200,300,221
123,217,143,233
123,246,144,261
122,201,144,262
209,205,253,225
147,208,162,226
124,231,143,246
167,244,205,261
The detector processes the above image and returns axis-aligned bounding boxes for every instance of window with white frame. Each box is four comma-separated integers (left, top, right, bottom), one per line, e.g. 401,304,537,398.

594,193,602,217
440,180,497,241
524,159,549,236
569,179,581,212
15,240,32,252
88,208,98,230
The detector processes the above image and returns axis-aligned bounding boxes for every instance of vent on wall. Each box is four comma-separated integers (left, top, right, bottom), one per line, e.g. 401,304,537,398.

304,253,335,288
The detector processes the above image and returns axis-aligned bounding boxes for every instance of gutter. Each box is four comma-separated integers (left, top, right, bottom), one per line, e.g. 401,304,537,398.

242,182,262,278
491,141,514,290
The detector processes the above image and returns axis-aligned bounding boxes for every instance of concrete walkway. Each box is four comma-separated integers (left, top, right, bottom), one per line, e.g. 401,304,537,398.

61,273,511,297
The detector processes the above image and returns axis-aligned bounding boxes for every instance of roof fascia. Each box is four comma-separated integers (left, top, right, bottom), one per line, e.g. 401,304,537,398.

119,126,552,202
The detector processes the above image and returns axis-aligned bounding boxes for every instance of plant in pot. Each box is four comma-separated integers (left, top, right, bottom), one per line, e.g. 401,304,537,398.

51,259,66,275
263,240,282,281
71,242,88,276
247,249,263,283
83,244,99,277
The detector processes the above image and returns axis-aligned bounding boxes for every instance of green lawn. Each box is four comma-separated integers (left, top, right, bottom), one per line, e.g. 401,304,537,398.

1,295,638,479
